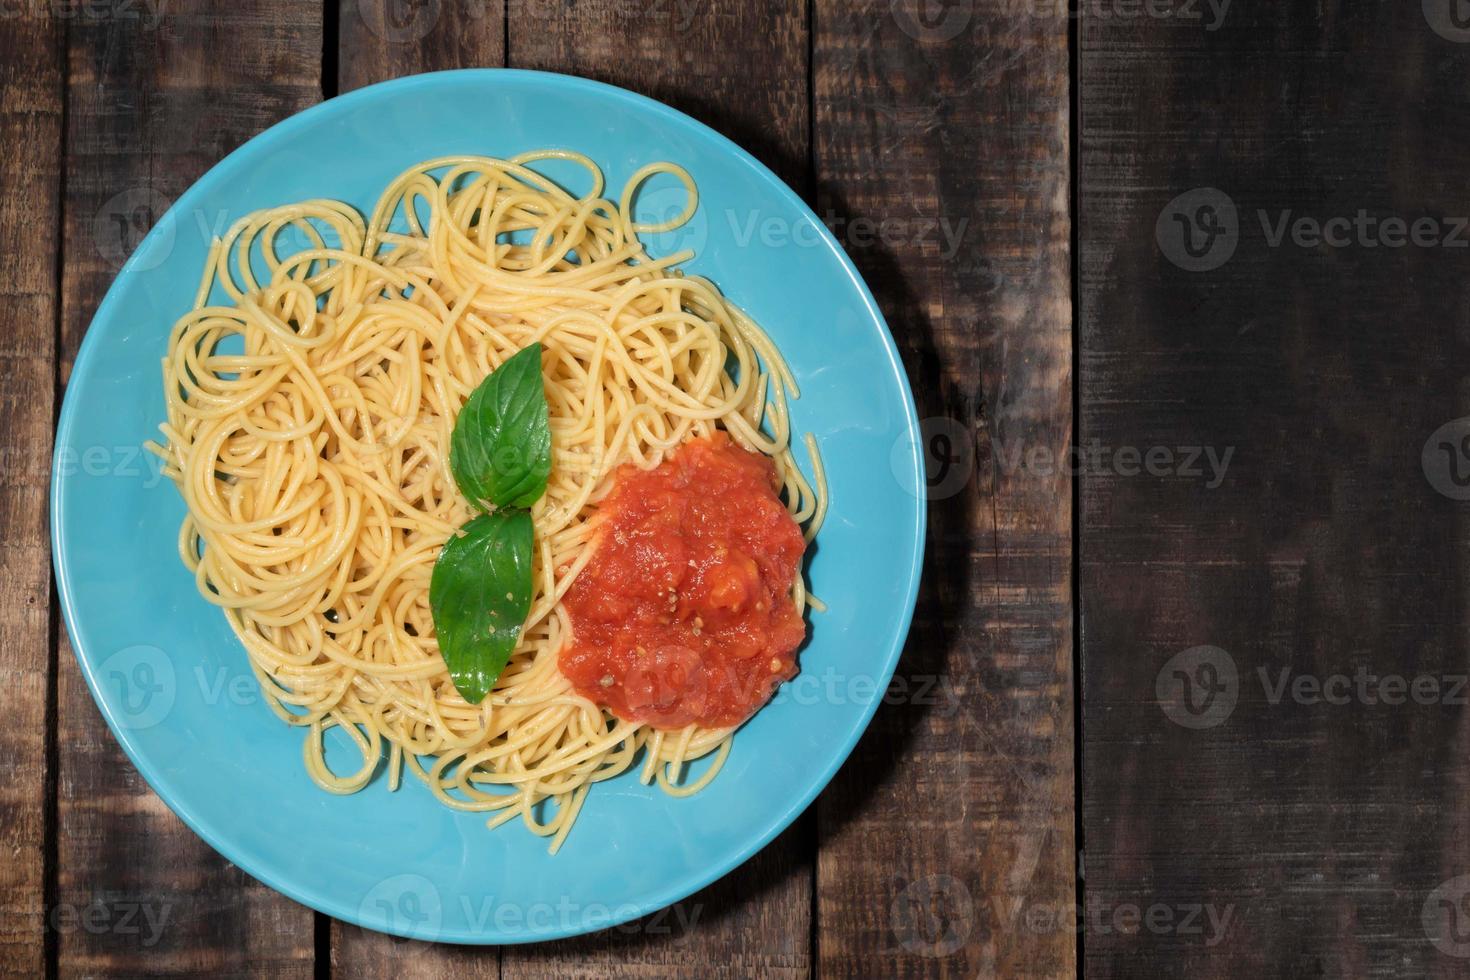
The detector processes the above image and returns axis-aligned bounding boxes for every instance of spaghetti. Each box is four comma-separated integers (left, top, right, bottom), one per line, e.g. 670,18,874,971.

147,152,824,852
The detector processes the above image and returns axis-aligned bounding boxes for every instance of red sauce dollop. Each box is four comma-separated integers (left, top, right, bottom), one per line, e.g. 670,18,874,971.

559,432,807,729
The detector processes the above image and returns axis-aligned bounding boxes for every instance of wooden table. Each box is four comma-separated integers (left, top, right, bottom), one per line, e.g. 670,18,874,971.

7,1,1468,977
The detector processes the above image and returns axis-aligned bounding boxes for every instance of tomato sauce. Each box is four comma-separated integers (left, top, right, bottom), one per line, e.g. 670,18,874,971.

559,432,807,729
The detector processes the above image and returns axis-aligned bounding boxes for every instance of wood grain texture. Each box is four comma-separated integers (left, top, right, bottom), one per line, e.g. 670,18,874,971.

55,2,323,975
339,0,505,93
330,5,509,974
331,928,501,980
0,9,62,978
503,1,813,976
1081,4,1470,977
331,2,812,972
507,0,809,191
812,1,1075,977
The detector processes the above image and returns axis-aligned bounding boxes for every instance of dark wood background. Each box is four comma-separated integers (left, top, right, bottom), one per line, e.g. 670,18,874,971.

7,0,1470,976
1081,3,1470,978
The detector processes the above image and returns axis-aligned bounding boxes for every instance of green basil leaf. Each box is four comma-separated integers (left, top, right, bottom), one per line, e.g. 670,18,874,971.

450,343,551,511
429,509,534,705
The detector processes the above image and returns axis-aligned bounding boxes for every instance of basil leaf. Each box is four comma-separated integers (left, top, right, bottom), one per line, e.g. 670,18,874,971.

450,343,551,511
429,509,534,705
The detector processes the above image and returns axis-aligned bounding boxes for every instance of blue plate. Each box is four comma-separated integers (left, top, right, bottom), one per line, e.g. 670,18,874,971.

52,69,925,944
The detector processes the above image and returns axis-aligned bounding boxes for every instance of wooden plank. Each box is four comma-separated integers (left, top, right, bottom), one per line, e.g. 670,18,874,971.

812,1,1076,977
329,5,506,973
1081,5,1470,977
0,9,63,978
333,2,812,971
502,1,813,976
55,2,322,975
338,0,505,92
334,0,814,971
501,826,809,979
507,0,809,190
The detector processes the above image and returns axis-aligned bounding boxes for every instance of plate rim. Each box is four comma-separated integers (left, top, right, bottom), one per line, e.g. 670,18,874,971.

50,67,927,945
